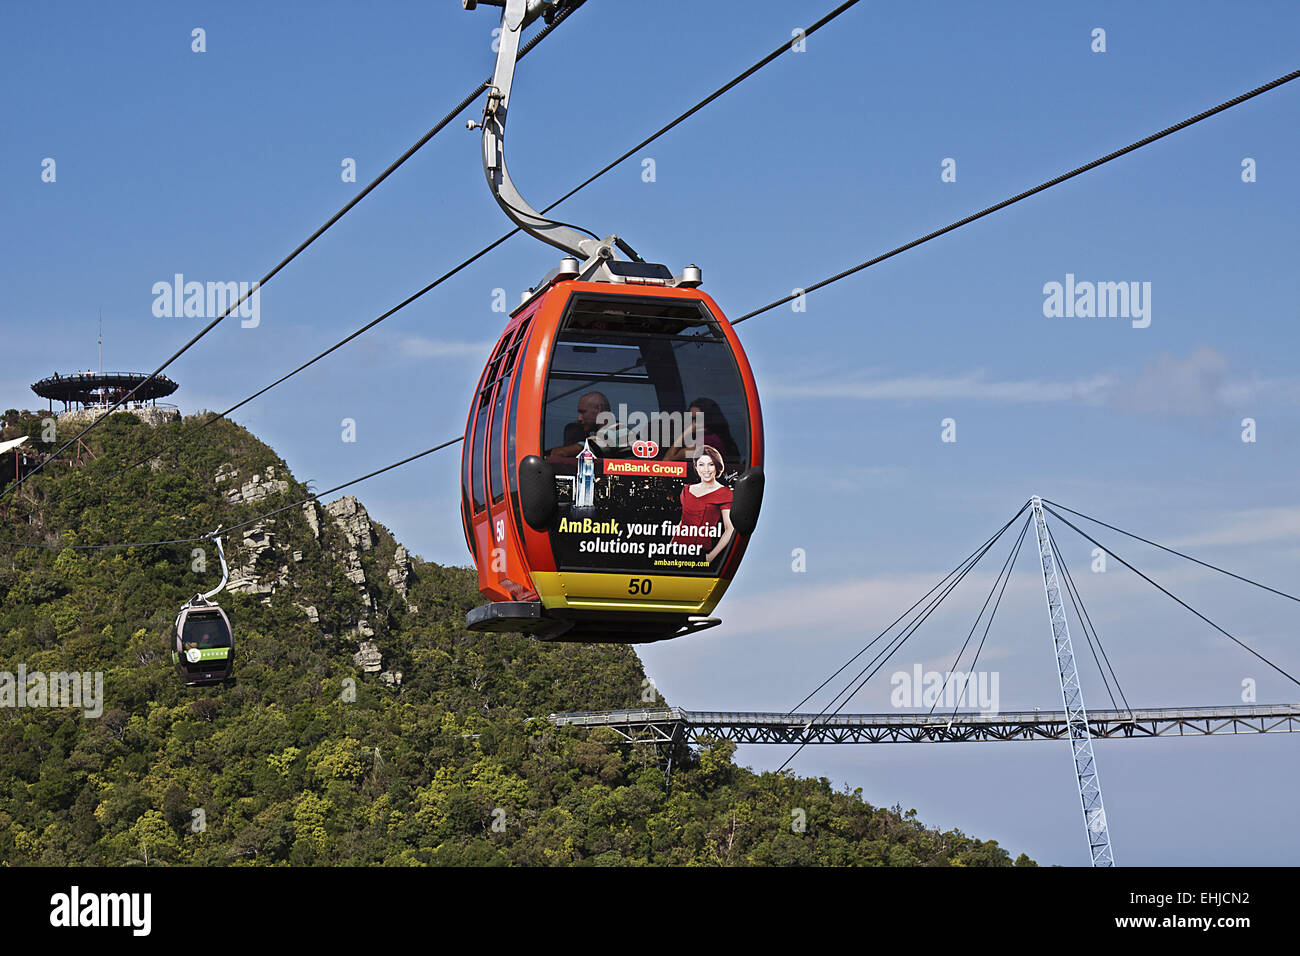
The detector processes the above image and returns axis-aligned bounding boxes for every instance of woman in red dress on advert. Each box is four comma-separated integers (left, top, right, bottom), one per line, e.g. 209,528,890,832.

671,445,735,565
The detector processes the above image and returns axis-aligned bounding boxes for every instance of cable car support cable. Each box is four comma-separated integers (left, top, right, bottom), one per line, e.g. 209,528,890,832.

730,68,1300,326
0,0,589,505
6,24,1291,540
13,0,867,516
0,437,463,552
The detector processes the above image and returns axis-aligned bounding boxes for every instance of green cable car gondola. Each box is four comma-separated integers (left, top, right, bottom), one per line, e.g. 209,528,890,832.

171,530,234,686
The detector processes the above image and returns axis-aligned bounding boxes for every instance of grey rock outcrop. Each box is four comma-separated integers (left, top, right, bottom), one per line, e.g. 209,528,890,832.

353,641,382,673
202,469,406,678
225,522,288,598
325,496,373,552
386,544,418,613
302,501,320,539
225,467,289,506
57,406,179,429
388,545,412,595
326,496,374,610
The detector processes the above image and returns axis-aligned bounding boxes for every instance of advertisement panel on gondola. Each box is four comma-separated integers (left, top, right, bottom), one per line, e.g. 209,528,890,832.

549,440,738,575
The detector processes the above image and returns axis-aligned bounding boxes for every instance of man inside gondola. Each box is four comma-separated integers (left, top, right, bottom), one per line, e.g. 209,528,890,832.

547,390,611,458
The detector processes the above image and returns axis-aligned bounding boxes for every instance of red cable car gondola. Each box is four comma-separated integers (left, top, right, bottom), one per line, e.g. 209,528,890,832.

460,0,764,643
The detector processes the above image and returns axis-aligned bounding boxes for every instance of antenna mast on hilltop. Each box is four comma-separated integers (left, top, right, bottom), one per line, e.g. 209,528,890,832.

98,308,103,374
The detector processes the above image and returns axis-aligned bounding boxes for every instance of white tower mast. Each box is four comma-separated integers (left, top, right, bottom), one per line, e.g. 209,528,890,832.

1030,496,1114,866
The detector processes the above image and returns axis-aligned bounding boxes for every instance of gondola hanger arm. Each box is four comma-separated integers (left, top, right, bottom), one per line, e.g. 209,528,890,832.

199,526,229,603
467,0,614,262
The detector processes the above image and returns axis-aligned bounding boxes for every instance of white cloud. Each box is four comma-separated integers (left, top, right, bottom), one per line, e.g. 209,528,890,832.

766,371,1116,404
774,462,907,494
766,348,1300,417
1105,346,1234,417
1165,506,1300,550
721,571,1043,642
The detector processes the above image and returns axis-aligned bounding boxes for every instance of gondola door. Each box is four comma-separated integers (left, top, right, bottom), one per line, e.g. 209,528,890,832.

471,309,537,604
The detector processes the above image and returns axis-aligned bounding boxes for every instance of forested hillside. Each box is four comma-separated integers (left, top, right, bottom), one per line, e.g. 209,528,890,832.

0,410,1033,866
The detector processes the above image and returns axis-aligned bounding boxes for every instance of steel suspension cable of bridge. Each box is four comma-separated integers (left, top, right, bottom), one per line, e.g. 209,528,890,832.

1043,504,1300,689
831,519,1028,718
1044,498,1300,606
805,520,1013,717
774,504,1031,771
945,514,1036,722
779,491,1292,762
775,524,1026,771
1045,519,1131,713
0,0,590,505
788,500,1032,713
928,513,1032,721
1051,528,1122,712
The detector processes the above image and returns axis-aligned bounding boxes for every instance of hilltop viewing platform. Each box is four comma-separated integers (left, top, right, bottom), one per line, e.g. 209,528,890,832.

30,371,180,426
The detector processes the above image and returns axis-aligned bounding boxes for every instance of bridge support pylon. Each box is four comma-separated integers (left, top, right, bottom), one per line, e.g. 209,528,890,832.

1030,496,1115,867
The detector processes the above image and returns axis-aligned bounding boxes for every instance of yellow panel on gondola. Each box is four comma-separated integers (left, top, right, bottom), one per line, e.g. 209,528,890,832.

532,571,731,614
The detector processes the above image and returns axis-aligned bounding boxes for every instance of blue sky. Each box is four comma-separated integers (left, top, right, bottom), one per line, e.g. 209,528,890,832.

3,0,1298,865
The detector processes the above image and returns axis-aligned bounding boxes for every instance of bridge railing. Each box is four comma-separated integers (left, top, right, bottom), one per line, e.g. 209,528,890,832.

551,703,1300,728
